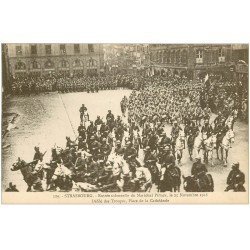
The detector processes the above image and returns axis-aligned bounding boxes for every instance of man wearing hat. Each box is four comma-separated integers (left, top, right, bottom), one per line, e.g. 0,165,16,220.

115,140,125,155
225,162,245,192
79,104,85,123
191,157,207,176
78,122,86,140
100,137,111,161
201,119,213,138
143,146,157,167
33,146,45,163
171,120,182,142
124,140,137,162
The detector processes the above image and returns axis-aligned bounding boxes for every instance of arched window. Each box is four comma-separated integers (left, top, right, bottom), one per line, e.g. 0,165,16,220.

73,59,83,68
15,61,26,70
30,60,41,69
59,60,69,68
44,59,54,69
87,58,97,68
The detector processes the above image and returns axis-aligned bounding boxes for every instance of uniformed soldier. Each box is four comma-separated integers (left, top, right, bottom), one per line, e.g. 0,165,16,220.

191,157,207,176
225,162,246,192
201,119,213,138
78,122,87,140
33,146,44,163
79,104,85,123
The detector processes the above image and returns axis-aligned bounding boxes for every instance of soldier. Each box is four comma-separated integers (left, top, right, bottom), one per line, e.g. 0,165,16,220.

171,121,182,141
225,162,246,192
79,104,85,123
100,138,112,161
33,146,44,163
114,140,125,155
143,146,157,167
94,116,103,127
201,119,213,138
191,157,207,176
78,136,87,151
124,140,137,161
78,122,87,140
87,121,97,139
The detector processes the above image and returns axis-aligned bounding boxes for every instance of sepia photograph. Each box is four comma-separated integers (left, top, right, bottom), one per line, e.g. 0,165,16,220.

1,43,249,203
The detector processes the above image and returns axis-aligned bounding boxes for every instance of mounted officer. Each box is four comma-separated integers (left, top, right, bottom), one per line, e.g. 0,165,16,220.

201,119,213,138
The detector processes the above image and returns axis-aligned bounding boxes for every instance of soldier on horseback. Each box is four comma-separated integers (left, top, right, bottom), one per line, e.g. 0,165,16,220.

201,119,213,138
33,146,45,163
171,120,182,152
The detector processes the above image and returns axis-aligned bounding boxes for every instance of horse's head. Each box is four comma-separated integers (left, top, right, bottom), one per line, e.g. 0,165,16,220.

52,164,72,180
11,157,24,171
226,129,235,144
182,175,196,192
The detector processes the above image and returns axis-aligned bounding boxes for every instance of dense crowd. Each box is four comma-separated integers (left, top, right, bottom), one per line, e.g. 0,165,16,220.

128,75,248,123
10,74,140,95
9,72,247,192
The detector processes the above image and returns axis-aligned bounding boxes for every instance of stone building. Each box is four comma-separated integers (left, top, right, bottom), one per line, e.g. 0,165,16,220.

149,44,247,79
5,43,104,77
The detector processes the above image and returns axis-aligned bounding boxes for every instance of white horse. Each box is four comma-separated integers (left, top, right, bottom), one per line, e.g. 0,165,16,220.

220,129,235,166
175,131,185,164
52,164,72,181
203,134,217,166
193,132,204,160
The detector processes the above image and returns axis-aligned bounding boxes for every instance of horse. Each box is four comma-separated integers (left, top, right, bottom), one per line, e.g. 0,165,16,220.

193,132,205,160
50,164,73,191
220,129,235,166
158,165,181,192
183,173,214,192
11,157,43,192
203,134,217,166
175,131,185,164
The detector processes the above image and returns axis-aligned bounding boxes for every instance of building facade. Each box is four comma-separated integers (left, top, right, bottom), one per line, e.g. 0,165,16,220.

103,44,150,75
149,44,248,79
6,43,104,77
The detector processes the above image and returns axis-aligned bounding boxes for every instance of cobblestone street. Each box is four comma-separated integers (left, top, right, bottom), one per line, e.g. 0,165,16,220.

2,90,248,192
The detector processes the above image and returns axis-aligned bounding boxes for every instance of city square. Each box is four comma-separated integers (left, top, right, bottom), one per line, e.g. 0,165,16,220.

2,43,248,194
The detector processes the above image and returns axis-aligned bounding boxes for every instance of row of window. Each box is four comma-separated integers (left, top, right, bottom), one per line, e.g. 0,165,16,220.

15,58,97,70
15,44,95,56
151,48,226,64
151,50,188,64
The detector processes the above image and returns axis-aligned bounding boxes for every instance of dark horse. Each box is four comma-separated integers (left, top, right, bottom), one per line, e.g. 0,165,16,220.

158,165,181,192
11,158,43,192
183,173,214,192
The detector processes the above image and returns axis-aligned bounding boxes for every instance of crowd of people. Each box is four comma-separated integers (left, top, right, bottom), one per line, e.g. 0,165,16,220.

128,75,248,123
10,74,141,95
9,72,247,192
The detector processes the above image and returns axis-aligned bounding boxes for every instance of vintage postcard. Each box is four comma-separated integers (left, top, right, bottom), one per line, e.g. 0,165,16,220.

1,43,248,204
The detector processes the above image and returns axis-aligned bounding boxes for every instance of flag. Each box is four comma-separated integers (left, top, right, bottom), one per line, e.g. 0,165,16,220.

204,73,209,83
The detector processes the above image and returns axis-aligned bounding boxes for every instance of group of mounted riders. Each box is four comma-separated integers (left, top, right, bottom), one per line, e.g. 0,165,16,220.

10,98,245,193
